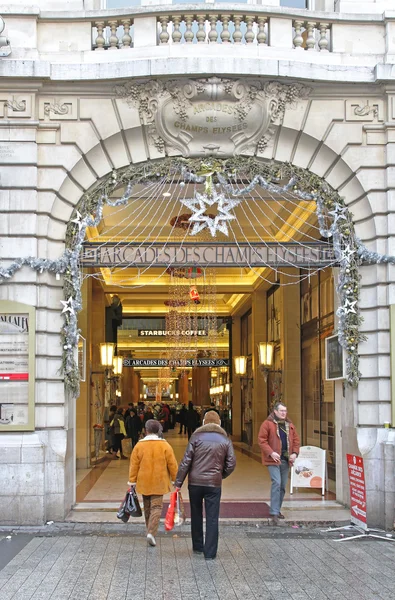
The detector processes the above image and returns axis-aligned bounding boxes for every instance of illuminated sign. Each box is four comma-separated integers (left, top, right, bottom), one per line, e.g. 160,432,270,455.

123,358,229,368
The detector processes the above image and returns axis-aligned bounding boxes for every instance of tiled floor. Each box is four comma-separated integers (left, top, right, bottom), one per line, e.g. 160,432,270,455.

78,429,335,503
71,430,349,523
2,526,394,599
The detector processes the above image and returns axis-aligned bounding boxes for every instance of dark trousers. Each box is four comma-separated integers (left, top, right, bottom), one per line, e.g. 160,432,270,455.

187,427,196,440
188,485,221,559
179,423,186,434
131,434,139,449
113,433,124,454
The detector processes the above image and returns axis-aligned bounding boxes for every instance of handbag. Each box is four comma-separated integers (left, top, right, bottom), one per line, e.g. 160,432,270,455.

127,487,142,518
116,487,142,523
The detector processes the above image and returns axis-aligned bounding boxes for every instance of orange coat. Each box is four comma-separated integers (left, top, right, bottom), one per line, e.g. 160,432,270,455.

258,414,300,466
128,436,178,496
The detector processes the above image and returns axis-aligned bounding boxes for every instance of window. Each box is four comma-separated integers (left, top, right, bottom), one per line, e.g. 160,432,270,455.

280,0,308,7
106,0,141,8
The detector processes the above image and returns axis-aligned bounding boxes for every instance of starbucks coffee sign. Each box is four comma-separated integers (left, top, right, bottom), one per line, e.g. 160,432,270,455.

115,77,310,157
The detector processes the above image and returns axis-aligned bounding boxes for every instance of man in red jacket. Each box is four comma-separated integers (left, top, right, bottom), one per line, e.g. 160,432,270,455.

258,402,300,524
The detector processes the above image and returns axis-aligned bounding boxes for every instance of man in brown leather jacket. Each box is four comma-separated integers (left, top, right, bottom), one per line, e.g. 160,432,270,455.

258,401,300,524
175,410,236,560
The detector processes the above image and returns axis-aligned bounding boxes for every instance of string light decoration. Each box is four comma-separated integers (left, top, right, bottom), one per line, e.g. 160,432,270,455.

1,156,395,393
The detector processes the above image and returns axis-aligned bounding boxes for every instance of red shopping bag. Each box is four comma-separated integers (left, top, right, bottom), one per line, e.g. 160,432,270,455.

165,490,177,531
165,490,185,531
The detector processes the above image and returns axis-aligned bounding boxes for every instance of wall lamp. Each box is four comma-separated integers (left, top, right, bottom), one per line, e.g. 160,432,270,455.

258,342,282,382
234,356,248,376
99,342,115,368
113,355,123,376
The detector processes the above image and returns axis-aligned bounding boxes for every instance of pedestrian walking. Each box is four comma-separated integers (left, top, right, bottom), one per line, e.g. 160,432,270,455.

185,401,200,439
111,407,128,460
128,419,178,547
178,404,187,435
105,404,117,455
125,407,143,449
258,401,300,524
175,410,236,560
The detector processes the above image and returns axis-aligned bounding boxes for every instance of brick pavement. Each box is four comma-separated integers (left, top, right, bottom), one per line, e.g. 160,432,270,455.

0,525,394,600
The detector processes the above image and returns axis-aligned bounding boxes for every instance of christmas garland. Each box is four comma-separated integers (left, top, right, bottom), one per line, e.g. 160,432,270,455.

1,157,393,395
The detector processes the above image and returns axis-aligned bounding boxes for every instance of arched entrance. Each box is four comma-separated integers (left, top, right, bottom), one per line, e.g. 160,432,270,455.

2,76,392,527
68,155,362,517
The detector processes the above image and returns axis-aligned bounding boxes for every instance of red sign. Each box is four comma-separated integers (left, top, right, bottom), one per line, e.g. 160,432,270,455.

346,454,367,528
0,373,28,381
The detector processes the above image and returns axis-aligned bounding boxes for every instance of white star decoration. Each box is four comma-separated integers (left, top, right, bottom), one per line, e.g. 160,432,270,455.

71,210,83,230
60,297,75,315
328,206,348,226
180,190,240,237
342,245,355,263
341,299,357,315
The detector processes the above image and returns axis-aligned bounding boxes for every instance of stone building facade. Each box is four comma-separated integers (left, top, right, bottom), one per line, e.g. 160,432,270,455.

1,0,395,527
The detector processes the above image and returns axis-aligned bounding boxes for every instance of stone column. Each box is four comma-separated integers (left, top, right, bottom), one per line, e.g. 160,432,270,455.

133,371,141,405
192,366,210,407
231,316,242,441
76,276,92,469
90,280,106,458
280,270,302,433
122,365,134,405
251,290,268,453
178,373,189,405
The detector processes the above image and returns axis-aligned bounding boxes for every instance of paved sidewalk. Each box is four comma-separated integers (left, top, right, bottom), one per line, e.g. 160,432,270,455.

0,524,394,600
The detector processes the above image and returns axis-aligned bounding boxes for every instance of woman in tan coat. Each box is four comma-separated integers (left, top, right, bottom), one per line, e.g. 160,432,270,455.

128,419,178,547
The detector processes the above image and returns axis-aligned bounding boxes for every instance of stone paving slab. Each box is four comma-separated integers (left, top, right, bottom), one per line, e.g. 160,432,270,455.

0,526,394,599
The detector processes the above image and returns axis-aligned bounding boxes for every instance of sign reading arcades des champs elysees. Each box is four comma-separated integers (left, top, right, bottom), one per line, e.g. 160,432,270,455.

0,300,35,431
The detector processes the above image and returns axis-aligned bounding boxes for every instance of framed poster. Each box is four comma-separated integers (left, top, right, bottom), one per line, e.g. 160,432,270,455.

325,334,345,381
0,300,35,431
290,446,326,496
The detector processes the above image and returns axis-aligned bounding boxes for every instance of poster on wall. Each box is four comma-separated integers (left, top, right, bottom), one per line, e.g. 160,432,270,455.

0,302,35,430
346,454,367,529
325,334,345,381
290,446,326,496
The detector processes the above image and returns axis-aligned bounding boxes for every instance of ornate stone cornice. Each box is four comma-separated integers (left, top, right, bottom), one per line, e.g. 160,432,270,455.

115,77,311,158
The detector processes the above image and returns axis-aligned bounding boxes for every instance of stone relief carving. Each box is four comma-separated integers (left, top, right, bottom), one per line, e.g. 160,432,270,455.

5,99,26,112
38,97,78,121
115,77,311,158
0,95,32,119
345,99,383,122
43,102,70,116
353,104,378,118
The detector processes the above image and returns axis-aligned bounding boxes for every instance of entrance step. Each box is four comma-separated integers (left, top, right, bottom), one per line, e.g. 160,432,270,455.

68,500,350,526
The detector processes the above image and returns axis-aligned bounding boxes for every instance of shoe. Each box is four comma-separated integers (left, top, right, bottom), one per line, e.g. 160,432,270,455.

278,513,285,520
193,549,203,555
120,455,128,460
205,556,216,561
147,534,156,547
270,515,279,525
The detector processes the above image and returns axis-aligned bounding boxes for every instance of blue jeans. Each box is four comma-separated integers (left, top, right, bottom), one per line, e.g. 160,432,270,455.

189,485,221,559
267,459,289,516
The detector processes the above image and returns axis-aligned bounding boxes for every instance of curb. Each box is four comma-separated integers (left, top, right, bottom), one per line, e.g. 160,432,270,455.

0,519,352,536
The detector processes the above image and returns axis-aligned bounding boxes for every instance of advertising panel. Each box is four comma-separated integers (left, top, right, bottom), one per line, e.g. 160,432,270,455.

0,301,35,430
325,334,345,381
290,446,326,496
346,454,367,529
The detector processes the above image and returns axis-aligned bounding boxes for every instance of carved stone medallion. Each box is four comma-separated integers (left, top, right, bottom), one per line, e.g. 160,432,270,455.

115,77,310,158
